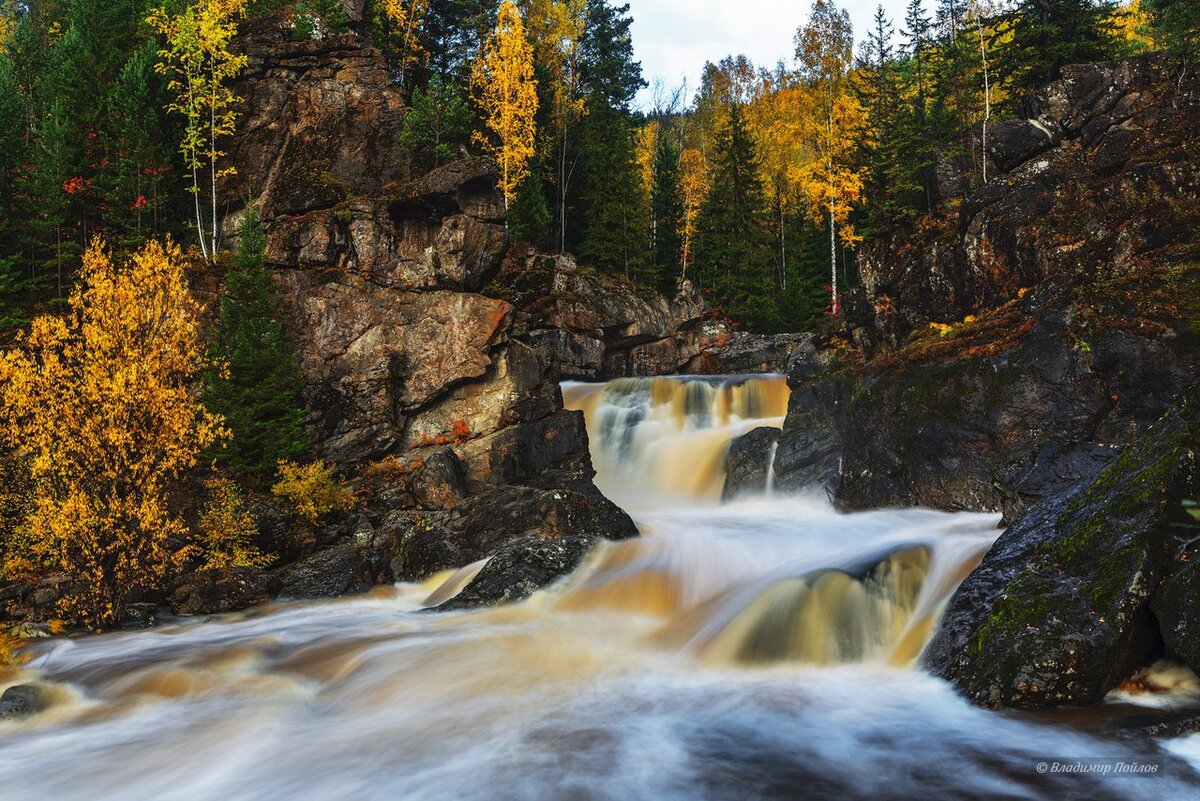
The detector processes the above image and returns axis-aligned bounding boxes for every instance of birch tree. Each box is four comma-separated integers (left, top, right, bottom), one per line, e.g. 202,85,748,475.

471,0,538,210
794,0,863,317
149,0,247,263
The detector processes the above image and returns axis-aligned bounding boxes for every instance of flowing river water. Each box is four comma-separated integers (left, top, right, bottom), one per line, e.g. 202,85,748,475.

3,375,1200,799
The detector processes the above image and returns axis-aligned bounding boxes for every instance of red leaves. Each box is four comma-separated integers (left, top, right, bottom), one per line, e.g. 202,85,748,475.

62,176,91,195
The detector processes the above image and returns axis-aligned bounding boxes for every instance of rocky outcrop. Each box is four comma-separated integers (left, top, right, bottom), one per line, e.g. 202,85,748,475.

923,388,1200,708
857,54,1200,345
171,569,282,616
493,250,724,378
211,19,636,609
764,286,1197,512
757,54,1200,512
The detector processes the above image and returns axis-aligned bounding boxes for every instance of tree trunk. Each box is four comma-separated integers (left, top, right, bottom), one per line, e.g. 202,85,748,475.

829,207,838,316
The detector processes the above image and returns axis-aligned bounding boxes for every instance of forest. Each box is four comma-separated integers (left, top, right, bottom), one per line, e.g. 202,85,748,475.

0,0,1195,336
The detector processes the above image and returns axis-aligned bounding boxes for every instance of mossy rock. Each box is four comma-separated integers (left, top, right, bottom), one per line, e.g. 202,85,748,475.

923,386,1200,708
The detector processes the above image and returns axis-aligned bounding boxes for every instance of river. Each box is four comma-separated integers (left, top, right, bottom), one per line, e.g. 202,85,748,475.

2,375,1199,799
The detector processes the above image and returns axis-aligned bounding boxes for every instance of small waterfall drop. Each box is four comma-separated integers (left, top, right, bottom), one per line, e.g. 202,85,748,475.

557,373,998,668
562,375,789,510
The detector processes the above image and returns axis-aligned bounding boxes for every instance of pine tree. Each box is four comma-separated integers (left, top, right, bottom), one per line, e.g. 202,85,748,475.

421,0,495,83
997,0,1120,96
899,0,938,212
856,5,906,234
400,74,470,168
575,0,646,278
692,103,775,331
650,132,683,295
203,210,310,483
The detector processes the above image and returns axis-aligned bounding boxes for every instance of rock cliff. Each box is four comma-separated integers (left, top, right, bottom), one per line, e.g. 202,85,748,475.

752,55,1199,514
212,16,640,607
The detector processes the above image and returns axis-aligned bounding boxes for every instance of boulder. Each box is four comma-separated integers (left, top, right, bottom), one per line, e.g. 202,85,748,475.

923,389,1199,708
988,119,1056,173
722,427,782,501
390,484,637,606
171,568,282,615
0,684,47,721
407,448,469,511
276,543,378,598
436,533,599,610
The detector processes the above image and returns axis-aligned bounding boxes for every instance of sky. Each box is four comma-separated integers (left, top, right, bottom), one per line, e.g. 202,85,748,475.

628,0,913,110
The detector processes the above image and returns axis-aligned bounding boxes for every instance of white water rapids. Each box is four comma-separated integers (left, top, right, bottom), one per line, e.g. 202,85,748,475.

2,374,1200,799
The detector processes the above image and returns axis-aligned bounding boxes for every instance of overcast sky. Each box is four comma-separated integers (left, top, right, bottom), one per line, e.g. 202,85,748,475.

628,0,913,109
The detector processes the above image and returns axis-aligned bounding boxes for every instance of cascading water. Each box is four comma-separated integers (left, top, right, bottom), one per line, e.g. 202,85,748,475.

3,374,1200,800
562,375,789,509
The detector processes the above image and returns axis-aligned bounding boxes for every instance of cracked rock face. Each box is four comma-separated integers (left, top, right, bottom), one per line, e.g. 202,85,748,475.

207,17,640,608
857,54,1200,343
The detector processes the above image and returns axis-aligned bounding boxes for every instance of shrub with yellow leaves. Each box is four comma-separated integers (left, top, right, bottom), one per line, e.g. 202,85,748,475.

0,628,27,676
198,477,272,570
272,460,354,524
0,238,227,629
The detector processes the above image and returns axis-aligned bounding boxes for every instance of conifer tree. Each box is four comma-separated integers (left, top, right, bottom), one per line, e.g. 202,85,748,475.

203,210,310,483
997,0,1120,96
575,0,646,278
650,133,683,295
692,103,775,330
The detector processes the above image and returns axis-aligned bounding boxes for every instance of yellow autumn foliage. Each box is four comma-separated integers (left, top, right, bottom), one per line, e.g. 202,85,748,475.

382,0,428,74
272,460,354,524
0,628,27,676
471,0,538,208
0,238,226,629
199,477,272,570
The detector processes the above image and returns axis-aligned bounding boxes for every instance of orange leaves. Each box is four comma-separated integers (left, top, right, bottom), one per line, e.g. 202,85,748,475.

0,238,225,629
470,0,538,208
272,460,355,525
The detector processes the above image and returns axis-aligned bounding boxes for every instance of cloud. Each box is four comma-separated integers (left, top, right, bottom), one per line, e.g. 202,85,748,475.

629,0,914,109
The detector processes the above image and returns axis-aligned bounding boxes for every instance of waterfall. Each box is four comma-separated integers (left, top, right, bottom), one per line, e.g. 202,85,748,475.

562,375,789,510
555,373,996,668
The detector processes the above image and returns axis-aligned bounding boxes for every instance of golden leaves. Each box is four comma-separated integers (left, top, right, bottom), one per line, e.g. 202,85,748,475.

199,477,271,570
0,238,226,628
382,0,429,74
272,460,354,525
470,0,539,208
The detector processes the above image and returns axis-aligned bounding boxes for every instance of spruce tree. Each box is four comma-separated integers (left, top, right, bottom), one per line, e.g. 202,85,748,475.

204,210,311,483
1146,0,1200,74
650,133,683,295
997,0,1120,97
575,0,647,279
692,103,775,331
